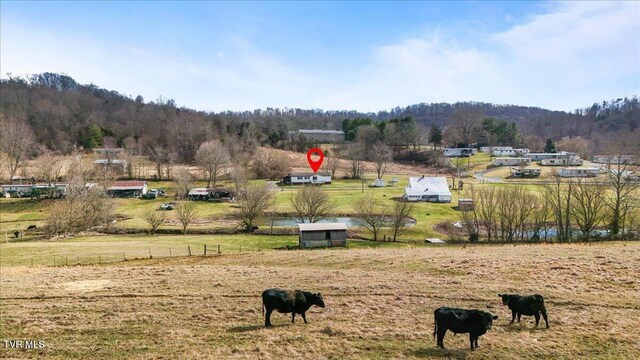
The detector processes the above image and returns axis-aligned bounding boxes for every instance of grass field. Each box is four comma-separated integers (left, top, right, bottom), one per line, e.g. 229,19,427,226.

1,242,639,359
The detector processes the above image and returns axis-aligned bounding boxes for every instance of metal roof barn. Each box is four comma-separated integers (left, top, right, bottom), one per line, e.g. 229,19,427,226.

298,222,347,248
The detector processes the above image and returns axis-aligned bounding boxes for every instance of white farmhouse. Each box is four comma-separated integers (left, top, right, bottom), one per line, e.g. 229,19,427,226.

403,176,452,203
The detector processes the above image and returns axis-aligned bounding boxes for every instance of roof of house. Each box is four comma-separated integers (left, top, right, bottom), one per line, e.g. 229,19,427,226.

109,181,146,191
286,172,331,177
294,129,345,135
188,187,235,195
425,238,447,244
298,222,348,231
404,176,452,197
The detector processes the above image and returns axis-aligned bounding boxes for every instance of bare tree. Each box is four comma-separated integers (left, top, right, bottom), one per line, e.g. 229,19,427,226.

571,179,607,240
173,167,192,199
142,209,166,234
31,152,64,190
447,108,484,147
475,186,498,242
251,149,291,180
196,140,230,187
352,193,387,241
370,142,393,179
230,165,249,193
530,191,552,242
603,153,640,236
323,149,341,178
542,176,574,242
46,158,114,235
175,201,197,235
290,186,336,223
0,114,35,180
234,183,275,232
146,145,166,180
346,142,365,179
495,186,535,242
390,200,414,241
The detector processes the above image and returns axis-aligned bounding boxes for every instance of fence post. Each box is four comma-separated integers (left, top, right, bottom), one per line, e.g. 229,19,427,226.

31,258,33,267
123,252,126,261
99,255,101,264
65,255,68,266
77,256,79,265
188,245,191,256
169,248,172,257
53,256,56,266
218,244,221,255
149,248,152,259
204,244,207,256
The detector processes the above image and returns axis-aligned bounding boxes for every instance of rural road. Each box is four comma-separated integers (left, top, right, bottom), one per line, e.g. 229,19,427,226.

474,169,504,183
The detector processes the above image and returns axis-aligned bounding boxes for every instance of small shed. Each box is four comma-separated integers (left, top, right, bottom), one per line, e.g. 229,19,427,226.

369,178,386,187
298,222,347,248
458,198,474,211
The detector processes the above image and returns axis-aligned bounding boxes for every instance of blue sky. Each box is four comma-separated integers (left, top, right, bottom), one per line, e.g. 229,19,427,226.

1,1,638,112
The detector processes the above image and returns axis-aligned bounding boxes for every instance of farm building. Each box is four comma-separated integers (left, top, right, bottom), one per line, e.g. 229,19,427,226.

492,157,531,166
592,155,638,165
94,159,127,174
107,181,148,198
481,146,512,153
556,168,601,177
282,173,332,185
187,187,235,201
288,129,345,143
458,198,474,211
443,148,475,157
510,167,541,178
298,222,347,248
541,157,583,166
404,176,452,203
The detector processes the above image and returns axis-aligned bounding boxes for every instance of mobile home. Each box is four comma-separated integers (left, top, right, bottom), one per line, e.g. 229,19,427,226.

443,148,475,157
557,167,600,177
282,173,332,185
510,167,541,178
492,157,531,166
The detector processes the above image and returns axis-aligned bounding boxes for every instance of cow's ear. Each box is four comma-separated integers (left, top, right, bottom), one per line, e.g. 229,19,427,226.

498,294,502,297
492,315,499,320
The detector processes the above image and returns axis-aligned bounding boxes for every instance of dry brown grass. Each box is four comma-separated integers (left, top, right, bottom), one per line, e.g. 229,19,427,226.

1,242,639,359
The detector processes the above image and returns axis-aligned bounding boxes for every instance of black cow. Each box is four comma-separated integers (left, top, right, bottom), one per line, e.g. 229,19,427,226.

27,225,37,230
262,288,325,327
498,293,549,328
433,307,498,351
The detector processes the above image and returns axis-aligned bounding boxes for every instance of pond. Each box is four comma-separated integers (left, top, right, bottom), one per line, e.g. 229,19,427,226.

269,217,416,228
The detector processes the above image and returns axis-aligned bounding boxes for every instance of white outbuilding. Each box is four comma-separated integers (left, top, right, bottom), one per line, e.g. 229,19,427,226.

403,176,452,203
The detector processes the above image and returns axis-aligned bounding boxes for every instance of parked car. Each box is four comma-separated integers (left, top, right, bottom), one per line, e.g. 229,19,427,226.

159,202,174,210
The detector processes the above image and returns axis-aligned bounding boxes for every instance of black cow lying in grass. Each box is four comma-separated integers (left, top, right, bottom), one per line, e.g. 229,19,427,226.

433,307,498,351
262,288,325,327
499,293,549,328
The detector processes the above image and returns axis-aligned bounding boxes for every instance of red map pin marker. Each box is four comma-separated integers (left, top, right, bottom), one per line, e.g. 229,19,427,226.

306,147,324,173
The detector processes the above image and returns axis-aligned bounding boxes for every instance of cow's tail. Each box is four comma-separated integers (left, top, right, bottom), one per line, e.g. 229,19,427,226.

262,302,265,318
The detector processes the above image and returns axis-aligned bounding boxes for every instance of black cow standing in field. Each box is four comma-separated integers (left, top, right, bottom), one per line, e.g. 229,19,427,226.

433,307,498,351
499,293,549,328
262,288,326,327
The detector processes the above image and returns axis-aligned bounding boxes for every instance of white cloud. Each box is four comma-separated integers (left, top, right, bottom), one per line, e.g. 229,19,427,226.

2,2,638,112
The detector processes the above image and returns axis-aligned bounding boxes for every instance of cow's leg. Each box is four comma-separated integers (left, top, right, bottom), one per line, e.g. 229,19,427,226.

541,308,549,328
469,335,476,351
291,313,295,323
474,337,479,349
534,312,540,327
437,329,447,349
517,313,521,323
510,310,516,324
301,312,307,324
265,308,273,327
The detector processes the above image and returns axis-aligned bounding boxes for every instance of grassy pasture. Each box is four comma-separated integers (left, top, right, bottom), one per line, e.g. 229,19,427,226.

1,242,639,359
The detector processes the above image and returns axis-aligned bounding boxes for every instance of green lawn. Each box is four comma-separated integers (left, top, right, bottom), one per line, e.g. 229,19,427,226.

0,233,424,266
